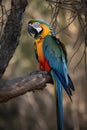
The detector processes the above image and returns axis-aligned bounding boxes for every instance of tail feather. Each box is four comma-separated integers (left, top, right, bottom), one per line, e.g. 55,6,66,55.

68,86,72,96
51,70,75,130
54,76,63,130
68,75,75,91
54,71,74,100
55,71,72,100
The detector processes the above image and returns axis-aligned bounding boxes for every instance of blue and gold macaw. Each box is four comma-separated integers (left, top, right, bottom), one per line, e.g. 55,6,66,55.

28,19,75,130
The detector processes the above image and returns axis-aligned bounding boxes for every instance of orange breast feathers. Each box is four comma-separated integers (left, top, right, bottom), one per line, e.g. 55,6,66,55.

35,38,51,71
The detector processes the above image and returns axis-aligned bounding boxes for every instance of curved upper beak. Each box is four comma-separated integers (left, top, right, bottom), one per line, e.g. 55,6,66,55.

28,24,36,36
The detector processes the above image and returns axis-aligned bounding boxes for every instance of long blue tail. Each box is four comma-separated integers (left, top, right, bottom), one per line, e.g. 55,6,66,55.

51,70,75,130
55,77,63,130
51,71,63,130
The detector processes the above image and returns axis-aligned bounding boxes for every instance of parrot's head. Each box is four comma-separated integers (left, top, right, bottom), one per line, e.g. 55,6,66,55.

28,19,55,39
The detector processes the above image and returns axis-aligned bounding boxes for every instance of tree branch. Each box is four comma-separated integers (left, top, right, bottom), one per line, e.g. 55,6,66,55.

0,0,28,79
0,71,52,103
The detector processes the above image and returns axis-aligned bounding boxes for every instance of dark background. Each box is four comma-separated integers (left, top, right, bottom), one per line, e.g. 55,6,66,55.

0,0,87,130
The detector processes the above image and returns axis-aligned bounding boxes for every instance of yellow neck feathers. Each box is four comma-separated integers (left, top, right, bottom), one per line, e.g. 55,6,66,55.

35,24,51,43
40,24,51,38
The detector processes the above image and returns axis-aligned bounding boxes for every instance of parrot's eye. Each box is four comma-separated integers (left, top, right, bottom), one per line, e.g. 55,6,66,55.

28,22,43,38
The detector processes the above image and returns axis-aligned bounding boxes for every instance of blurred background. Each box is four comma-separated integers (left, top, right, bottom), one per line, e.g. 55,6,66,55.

0,0,87,130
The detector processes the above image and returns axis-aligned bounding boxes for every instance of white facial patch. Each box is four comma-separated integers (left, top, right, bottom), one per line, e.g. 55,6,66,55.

32,22,42,33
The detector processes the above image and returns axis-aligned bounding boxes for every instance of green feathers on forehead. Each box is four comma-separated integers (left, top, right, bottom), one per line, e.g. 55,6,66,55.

29,19,55,36
29,19,50,27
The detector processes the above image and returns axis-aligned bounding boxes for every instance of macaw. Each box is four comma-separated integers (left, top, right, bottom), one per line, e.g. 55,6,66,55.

28,19,75,130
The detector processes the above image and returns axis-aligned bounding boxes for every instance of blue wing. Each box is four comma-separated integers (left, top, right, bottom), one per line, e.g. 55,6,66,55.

43,35,75,130
43,35,74,97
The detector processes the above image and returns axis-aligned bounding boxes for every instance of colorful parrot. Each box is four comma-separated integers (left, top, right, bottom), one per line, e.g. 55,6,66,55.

28,19,75,130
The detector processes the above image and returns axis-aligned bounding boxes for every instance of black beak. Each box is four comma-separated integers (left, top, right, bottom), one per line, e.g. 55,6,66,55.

28,24,38,37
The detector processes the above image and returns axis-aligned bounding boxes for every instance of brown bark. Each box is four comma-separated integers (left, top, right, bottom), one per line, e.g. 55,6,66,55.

0,0,28,79
0,71,52,103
